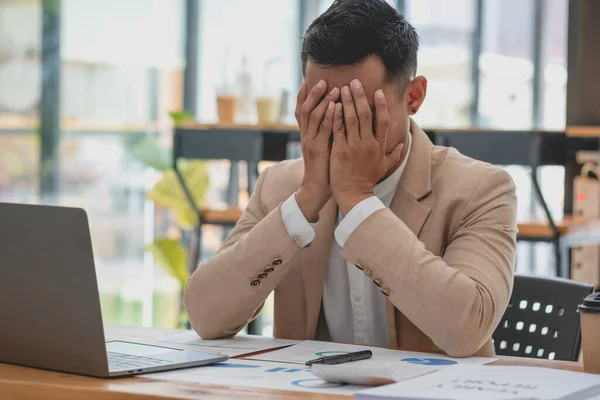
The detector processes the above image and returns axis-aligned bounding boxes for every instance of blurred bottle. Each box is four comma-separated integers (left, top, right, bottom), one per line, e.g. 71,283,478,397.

236,55,253,123
278,90,290,122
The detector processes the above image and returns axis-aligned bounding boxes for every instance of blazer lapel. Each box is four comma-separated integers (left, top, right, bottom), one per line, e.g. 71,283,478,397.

302,197,337,339
386,120,433,347
389,119,433,236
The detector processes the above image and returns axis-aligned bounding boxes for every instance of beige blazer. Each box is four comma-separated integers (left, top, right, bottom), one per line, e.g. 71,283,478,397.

184,120,517,357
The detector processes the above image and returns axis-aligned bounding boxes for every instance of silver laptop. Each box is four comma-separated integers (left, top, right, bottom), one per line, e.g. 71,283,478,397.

0,202,227,378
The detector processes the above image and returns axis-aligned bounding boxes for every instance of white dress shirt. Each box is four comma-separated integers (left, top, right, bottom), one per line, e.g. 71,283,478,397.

280,133,412,347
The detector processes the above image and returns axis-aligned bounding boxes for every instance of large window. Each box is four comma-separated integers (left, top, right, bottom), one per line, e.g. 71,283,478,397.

61,0,185,327
0,1,40,203
407,0,475,128
0,0,185,328
479,0,535,129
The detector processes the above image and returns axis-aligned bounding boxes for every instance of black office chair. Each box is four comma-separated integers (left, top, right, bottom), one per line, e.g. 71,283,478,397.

493,274,594,361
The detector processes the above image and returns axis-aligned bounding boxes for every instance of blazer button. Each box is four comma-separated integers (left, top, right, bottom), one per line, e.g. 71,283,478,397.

364,269,373,278
272,258,282,266
373,278,382,288
355,263,364,271
250,279,261,288
264,267,275,273
257,272,268,279
380,288,390,297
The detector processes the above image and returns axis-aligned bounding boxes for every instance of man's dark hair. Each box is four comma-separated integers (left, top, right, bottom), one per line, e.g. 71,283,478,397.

301,0,419,82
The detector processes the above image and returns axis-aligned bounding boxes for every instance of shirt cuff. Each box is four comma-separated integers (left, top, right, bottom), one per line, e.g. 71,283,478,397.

335,196,385,247
280,193,317,248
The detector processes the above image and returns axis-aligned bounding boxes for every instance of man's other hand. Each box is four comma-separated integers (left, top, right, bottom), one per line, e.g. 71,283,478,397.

294,80,340,222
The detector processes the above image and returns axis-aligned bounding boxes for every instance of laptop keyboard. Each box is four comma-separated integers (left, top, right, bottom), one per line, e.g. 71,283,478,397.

107,351,171,371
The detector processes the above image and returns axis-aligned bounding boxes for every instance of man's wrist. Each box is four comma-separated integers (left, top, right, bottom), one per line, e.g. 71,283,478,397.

336,191,375,215
295,187,330,223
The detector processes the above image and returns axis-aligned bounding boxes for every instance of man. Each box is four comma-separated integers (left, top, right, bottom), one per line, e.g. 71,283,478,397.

185,0,517,357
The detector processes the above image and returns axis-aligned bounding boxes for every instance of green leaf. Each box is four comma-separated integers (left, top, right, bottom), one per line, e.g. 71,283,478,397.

129,138,171,172
147,160,210,229
146,239,189,288
169,110,194,126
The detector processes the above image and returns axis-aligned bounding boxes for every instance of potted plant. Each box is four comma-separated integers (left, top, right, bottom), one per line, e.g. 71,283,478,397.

130,111,208,328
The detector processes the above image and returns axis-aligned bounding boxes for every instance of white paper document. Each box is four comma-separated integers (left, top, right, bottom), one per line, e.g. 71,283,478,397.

104,324,184,341
355,365,600,400
312,360,439,386
245,340,496,366
156,330,299,357
144,358,368,395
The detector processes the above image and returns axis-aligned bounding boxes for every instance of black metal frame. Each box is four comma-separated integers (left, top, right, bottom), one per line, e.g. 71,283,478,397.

532,0,546,128
173,126,299,270
40,0,61,200
298,0,307,86
530,135,562,273
172,127,299,335
395,0,406,14
470,0,484,126
183,0,200,117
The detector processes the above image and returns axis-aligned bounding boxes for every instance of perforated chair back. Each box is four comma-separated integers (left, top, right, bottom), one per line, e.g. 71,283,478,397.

493,274,594,361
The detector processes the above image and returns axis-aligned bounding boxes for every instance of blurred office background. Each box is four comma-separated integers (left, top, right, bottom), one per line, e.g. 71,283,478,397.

0,0,569,334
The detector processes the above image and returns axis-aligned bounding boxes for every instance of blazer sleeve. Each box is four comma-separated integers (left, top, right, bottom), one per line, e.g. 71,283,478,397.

184,166,305,339
340,168,517,357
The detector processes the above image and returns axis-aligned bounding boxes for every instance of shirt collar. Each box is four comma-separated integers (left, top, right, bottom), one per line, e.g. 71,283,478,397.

374,131,412,199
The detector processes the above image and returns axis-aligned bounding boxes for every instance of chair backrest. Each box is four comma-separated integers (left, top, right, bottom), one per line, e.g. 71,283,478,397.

493,274,594,361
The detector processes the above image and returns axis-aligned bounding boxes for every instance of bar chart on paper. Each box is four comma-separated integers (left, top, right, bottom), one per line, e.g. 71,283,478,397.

143,359,368,395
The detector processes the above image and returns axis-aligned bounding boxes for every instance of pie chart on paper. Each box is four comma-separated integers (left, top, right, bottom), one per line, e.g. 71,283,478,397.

401,357,458,366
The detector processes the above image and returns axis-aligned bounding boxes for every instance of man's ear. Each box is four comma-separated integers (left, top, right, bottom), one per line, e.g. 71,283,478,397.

406,76,427,115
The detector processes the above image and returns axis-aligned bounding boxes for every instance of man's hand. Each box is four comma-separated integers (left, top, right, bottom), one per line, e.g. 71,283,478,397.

330,79,404,215
294,80,340,222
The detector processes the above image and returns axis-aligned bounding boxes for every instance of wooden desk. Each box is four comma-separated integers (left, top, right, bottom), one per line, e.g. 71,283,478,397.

0,116,162,134
0,355,582,400
566,126,600,138
200,207,243,225
178,121,299,133
517,217,586,240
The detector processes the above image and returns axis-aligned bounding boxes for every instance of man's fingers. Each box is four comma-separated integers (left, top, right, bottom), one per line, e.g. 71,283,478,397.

385,141,404,171
307,86,340,138
341,85,359,143
332,103,345,144
350,79,372,139
318,101,335,141
374,89,390,148
295,83,307,130
300,80,328,130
